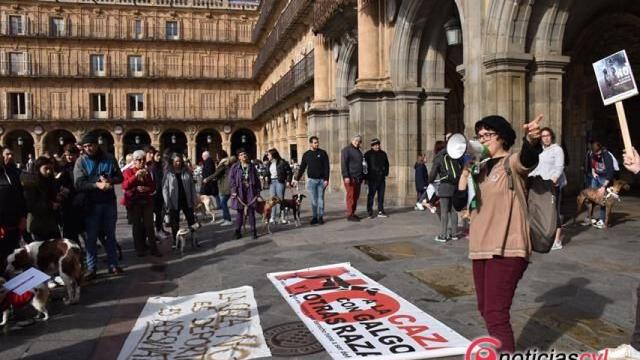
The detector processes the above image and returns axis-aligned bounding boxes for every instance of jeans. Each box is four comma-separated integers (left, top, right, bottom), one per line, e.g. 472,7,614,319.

269,180,286,221
590,177,607,220
344,178,362,217
169,206,196,241
366,178,386,213
473,256,528,353
307,178,326,219
439,197,458,238
84,202,119,271
127,203,157,255
219,194,231,221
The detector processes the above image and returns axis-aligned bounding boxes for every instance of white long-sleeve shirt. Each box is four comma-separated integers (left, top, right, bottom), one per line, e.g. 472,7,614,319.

529,143,566,187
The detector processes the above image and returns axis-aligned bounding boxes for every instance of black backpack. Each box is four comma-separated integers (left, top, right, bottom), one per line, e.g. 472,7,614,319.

504,155,557,253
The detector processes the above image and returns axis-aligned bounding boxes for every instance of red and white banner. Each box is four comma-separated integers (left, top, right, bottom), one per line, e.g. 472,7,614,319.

268,263,471,360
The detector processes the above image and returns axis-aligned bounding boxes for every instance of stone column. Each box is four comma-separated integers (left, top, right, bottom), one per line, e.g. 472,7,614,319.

529,55,570,141
422,88,450,163
483,53,533,142
113,135,123,160
34,135,43,157
356,0,380,89
187,139,196,163
313,34,331,104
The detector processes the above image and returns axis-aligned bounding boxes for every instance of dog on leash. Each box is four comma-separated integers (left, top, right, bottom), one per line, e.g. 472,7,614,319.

574,179,630,228
254,197,281,234
194,195,217,224
5,239,83,305
175,228,199,254
280,194,306,227
0,277,50,326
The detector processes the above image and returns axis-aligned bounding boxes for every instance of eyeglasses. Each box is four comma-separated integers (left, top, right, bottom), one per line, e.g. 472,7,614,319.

475,132,498,141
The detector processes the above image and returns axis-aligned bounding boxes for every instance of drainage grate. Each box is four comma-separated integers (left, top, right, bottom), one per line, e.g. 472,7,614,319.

264,321,324,357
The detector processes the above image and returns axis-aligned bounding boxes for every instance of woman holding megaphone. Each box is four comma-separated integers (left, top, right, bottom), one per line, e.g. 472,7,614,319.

452,114,543,353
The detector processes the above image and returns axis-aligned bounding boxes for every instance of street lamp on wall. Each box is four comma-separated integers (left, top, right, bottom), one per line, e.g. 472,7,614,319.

444,18,462,46
59,136,65,146
206,135,212,144
171,134,177,144
135,135,141,145
241,134,247,144
17,137,24,147
98,136,104,145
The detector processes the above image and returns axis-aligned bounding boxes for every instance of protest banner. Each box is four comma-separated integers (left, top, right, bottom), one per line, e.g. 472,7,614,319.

268,263,471,360
117,286,272,360
592,50,638,154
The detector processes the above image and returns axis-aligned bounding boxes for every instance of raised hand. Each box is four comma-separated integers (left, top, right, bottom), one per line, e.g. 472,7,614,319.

524,113,544,143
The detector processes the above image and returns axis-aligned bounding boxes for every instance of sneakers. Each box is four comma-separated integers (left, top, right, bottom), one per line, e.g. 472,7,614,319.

234,230,242,239
318,217,325,225
434,235,448,243
551,241,563,250
310,217,318,225
280,219,289,225
593,219,606,229
448,234,459,241
347,215,361,222
582,217,597,226
108,266,124,275
377,211,388,218
599,344,640,360
220,220,233,226
269,218,276,224
415,202,425,211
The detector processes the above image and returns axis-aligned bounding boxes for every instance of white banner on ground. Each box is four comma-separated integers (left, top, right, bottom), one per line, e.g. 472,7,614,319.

117,286,272,360
268,263,471,360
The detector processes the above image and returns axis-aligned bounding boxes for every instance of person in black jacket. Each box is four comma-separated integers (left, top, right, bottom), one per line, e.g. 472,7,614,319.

200,151,218,199
0,147,27,273
364,138,390,218
414,154,429,208
266,148,292,224
341,135,364,221
429,139,462,242
58,144,83,244
22,156,62,242
292,136,330,225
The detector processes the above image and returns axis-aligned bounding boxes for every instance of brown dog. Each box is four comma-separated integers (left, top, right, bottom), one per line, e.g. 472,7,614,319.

574,179,630,228
254,197,281,234
280,194,306,226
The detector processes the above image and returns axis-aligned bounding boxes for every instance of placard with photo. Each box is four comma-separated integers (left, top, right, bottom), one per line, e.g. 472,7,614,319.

592,50,638,106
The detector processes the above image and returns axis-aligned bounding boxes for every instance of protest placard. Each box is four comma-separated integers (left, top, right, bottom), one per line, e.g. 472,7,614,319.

117,286,272,360
268,263,471,360
2,267,50,295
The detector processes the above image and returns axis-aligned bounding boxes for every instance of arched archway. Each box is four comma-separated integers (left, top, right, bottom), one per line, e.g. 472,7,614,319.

3,130,34,167
87,129,114,155
230,129,256,159
43,129,76,156
195,129,223,163
160,130,187,158
123,129,151,157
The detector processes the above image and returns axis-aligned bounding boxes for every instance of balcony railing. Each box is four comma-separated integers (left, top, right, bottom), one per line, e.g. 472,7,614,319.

253,50,314,119
312,0,356,33
10,105,252,122
31,0,258,10
251,0,276,43
0,21,253,44
0,61,252,80
252,0,313,79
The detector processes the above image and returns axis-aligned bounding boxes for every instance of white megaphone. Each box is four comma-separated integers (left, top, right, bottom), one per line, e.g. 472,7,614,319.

446,133,489,160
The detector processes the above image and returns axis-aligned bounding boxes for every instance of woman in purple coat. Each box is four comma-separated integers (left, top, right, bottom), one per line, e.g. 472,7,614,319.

229,149,261,239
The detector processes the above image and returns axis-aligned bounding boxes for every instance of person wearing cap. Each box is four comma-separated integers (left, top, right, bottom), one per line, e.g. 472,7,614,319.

74,133,124,278
341,135,364,221
454,113,544,353
364,138,389,219
229,148,261,239
122,150,159,257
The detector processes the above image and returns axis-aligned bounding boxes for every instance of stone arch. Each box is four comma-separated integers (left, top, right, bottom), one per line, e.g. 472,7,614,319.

3,129,35,166
160,129,188,158
195,129,223,163
335,33,358,108
484,0,537,55
123,129,151,157
43,129,76,156
87,129,114,156
230,128,256,159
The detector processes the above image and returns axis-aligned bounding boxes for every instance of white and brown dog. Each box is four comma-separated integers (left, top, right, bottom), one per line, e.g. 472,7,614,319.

175,228,199,255
0,277,50,326
194,195,217,224
6,239,83,305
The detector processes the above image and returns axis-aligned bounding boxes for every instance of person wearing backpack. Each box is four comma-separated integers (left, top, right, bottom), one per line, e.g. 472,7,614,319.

429,136,462,242
583,140,615,229
529,127,566,250
453,114,543,353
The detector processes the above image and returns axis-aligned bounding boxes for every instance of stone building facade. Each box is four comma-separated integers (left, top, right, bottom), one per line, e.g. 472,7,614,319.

0,0,259,164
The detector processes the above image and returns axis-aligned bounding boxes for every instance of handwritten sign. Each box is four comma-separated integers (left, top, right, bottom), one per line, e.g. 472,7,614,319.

268,263,471,360
117,286,272,360
3,267,50,295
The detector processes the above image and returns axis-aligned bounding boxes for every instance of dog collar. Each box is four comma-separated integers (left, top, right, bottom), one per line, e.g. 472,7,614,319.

605,187,621,201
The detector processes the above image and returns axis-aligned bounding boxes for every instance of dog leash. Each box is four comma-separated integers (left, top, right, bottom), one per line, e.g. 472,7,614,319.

605,187,621,202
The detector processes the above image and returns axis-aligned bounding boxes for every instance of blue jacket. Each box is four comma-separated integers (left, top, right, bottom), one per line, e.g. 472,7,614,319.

73,151,123,204
415,163,429,193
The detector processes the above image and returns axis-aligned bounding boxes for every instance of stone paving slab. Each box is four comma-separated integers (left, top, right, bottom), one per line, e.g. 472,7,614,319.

0,188,639,359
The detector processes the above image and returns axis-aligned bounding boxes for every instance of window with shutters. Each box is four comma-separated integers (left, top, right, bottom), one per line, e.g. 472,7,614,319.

91,93,107,118
166,55,180,77
134,19,143,39
9,52,26,75
49,52,63,76
202,56,216,78
91,54,105,76
128,55,143,77
238,93,250,110
165,21,178,40
128,93,144,118
9,16,24,35
50,17,65,37
9,93,28,117
93,18,106,38
51,92,66,118
202,21,215,41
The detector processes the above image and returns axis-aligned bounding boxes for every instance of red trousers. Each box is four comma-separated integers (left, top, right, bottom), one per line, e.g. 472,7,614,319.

343,178,361,216
472,256,528,353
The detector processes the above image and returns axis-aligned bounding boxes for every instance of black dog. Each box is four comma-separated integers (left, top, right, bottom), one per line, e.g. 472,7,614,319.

280,194,306,227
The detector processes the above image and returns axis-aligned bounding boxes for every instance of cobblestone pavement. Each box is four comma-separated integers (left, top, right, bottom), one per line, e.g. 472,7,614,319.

1,187,639,360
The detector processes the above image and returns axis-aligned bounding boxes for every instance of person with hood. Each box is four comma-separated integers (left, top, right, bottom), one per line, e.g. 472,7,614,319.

266,148,292,224
74,133,124,278
162,153,197,244
206,150,235,226
454,114,543,353
429,135,462,242
0,147,27,273
122,150,159,257
22,156,61,242
229,148,261,239
364,138,390,218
